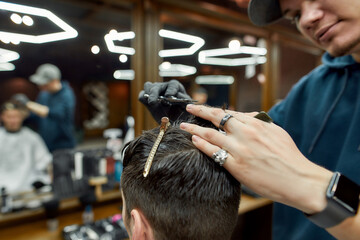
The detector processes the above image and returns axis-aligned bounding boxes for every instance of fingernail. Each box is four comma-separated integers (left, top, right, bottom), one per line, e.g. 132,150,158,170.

192,135,200,143
180,122,188,129
186,104,194,110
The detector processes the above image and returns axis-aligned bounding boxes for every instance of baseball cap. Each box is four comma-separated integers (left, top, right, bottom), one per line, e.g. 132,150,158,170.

248,0,283,26
30,63,61,85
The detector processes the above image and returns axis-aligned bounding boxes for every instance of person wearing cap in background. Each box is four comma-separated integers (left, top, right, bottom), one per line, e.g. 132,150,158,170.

0,99,52,194
139,0,360,239
14,63,76,152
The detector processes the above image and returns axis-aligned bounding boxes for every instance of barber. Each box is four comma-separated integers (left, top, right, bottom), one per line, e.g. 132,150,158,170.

14,63,76,152
139,0,360,239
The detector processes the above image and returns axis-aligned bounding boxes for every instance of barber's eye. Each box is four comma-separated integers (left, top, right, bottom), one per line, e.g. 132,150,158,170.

291,13,301,25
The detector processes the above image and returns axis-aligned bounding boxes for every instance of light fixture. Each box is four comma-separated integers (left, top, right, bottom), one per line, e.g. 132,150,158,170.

198,45,267,66
119,54,128,63
228,40,241,50
0,63,15,71
159,62,197,77
10,13,22,24
91,45,100,54
104,30,135,55
195,75,235,85
158,29,205,58
113,70,135,80
0,48,20,63
0,1,78,44
22,15,34,26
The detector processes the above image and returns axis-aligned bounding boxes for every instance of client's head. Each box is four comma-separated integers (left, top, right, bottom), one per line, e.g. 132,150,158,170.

0,99,29,132
121,117,241,240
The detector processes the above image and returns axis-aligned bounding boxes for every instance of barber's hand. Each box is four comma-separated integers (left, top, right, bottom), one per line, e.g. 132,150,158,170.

180,104,333,214
12,93,30,106
138,79,192,123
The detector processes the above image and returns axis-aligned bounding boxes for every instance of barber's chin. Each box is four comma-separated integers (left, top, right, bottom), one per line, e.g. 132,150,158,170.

327,39,360,58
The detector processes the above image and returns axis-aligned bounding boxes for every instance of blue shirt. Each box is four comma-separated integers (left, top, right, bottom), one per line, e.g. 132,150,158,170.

269,53,360,240
36,81,76,152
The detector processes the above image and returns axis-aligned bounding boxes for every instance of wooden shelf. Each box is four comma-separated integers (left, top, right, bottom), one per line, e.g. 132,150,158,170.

0,193,271,240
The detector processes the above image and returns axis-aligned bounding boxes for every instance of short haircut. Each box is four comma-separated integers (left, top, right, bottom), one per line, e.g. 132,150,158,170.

121,117,241,240
0,100,28,114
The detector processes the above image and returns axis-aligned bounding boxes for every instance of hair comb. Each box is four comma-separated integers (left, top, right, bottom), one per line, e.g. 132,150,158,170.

143,117,170,177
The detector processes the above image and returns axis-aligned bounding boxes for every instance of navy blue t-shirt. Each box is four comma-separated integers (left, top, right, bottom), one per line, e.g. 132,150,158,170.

36,81,76,152
269,53,360,240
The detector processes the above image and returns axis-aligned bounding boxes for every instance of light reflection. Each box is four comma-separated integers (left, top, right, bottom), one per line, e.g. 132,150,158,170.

113,70,135,80
104,30,135,55
159,62,197,77
158,29,205,58
0,1,78,44
195,75,235,85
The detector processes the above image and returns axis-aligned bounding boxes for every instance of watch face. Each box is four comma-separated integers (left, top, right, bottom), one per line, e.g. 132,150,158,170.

333,175,360,214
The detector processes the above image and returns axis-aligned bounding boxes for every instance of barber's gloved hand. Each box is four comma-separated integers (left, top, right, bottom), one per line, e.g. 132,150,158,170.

12,93,30,106
138,79,192,123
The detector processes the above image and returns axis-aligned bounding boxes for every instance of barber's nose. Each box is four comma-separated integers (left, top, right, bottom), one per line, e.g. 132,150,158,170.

298,2,323,31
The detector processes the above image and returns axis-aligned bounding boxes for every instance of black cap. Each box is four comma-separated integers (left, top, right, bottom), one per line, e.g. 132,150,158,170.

248,0,283,26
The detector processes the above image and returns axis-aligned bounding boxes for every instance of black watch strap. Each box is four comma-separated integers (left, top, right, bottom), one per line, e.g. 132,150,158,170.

305,172,360,228
305,197,354,228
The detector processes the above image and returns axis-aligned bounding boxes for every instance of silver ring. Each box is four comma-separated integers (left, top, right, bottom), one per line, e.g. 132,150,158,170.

212,149,228,166
219,114,233,131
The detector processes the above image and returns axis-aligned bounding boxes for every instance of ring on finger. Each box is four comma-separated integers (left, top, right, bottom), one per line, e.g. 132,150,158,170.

212,149,228,166
219,113,233,131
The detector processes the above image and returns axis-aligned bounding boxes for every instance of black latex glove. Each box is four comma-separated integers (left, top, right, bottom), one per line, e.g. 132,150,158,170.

12,93,30,105
138,80,192,123
32,181,46,190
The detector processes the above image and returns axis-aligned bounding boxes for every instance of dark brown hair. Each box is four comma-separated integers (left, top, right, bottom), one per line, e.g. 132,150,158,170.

121,117,241,240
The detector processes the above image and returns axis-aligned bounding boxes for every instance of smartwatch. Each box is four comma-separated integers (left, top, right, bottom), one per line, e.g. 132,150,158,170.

305,172,360,228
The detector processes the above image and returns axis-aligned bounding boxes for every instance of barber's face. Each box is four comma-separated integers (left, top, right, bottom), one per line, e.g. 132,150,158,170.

1,109,24,132
280,0,360,58
39,79,59,93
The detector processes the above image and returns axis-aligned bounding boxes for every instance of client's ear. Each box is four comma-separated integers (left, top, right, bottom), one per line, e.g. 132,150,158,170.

131,209,155,240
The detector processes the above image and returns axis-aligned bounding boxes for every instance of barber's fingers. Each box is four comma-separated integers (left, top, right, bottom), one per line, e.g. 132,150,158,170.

225,109,259,118
191,135,234,168
164,79,187,97
185,104,246,131
180,122,238,153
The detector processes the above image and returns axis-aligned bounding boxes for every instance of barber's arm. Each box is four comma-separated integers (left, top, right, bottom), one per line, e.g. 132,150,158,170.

180,104,360,240
13,93,49,117
26,101,49,118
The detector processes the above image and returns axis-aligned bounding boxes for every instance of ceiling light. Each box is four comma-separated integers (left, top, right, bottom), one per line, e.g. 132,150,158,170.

158,29,205,58
0,62,15,71
10,39,20,45
228,40,241,50
159,63,197,77
195,75,235,85
119,54,128,63
160,61,171,70
91,45,100,54
0,1,78,44
10,13,22,24
22,15,34,26
198,46,267,66
0,48,20,63
113,70,135,80
104,30,135,55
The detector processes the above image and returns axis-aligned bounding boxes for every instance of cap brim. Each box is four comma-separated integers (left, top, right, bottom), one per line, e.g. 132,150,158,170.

30,74,48,85
248,0,283,26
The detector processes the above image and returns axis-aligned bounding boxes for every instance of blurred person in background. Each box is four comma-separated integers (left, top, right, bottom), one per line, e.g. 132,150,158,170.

0,99,52,194
14,63,76,152
191,86,208,105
